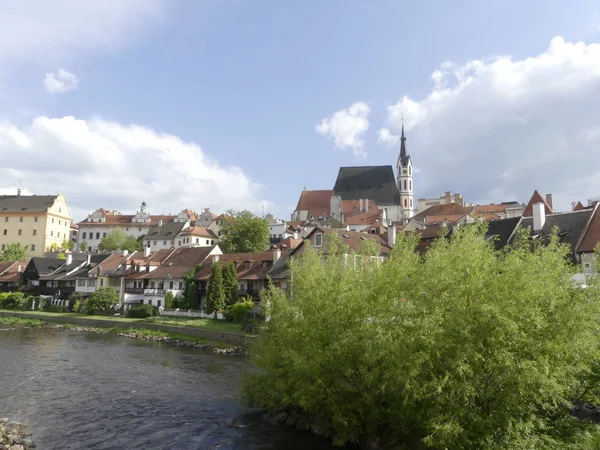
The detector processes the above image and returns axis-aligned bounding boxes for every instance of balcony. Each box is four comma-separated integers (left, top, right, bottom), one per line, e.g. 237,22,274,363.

124,287,144,294
144,288,166,296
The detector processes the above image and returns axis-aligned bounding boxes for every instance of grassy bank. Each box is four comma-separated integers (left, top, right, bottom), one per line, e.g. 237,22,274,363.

0,316,46,327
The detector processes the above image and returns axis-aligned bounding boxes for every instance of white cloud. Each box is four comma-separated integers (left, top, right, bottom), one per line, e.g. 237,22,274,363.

381,36,600,210
377,127,399,147
0,116,269,221
0,1,165,71
44,69,78,94
316,102,371,156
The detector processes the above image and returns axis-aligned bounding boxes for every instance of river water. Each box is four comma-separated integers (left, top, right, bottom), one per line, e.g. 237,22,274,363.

0,326,341,450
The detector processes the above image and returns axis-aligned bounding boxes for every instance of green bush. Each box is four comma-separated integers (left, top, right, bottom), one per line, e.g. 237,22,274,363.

243,225,600,449
2,292,26,310
85,287,119,314
231,298,254,324
127,304,156,318
73,300,81,313
165,291,175,309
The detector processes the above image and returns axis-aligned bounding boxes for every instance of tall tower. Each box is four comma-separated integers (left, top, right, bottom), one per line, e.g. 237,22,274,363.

396,121,414,218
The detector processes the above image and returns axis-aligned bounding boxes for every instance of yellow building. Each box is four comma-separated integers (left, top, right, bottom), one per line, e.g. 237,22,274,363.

0,193,72,257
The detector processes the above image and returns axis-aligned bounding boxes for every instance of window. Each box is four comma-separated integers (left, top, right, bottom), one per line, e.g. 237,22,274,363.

244,261,250,268
1,244,4,251
58,220,61,225
96,233,100,240
126,227,129,231
87,279,95,287
103,233,107,238
171,240,174,245
169,281,174,289
410,199,413,208
34,216,38,222
409,166,411,175
18,229,22,236
100,279,104,287
82,232,87,239
59,207,62,213
77,279,85,287
138,227,142,232
315,233,323,247
178,281,183,289
31,244,35,251
409,180,412,190
585,263,592,269
218,231,222,237
2,229,6,235
50,231,53,237
403,180,407,190
178,240,181,246
52,218,54,223
19,216,23,222
151,281,155,288
205,239,209,245
163,240,167,245
211,240,214,245
157,300,161,308
88,247,91,252
404,199,408,207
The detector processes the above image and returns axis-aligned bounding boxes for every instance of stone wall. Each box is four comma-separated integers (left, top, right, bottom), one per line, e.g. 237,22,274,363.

0,311,255,347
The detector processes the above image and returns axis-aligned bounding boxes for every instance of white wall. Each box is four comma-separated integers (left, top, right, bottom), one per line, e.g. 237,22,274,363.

79,224,153,251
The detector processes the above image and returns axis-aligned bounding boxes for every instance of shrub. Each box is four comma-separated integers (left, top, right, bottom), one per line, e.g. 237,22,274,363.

3,292,26,310
86,287,119,314
127,304,156,318
231,298,254,324
165,291,175,309
243,225,600,449
73,300,81,313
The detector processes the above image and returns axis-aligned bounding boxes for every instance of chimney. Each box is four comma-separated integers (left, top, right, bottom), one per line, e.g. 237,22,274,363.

158,219,164,227
122,249,129,257
293,230,299,240
212,254,220,264
532,202,546,232
144,245,151,258
17,188,21,196
365,199,370,211
545,194,553,210
86,253,91,265
273,246,282,263
66,254,73,266
388,224,397,248
17,265,22,273
359,199,364,212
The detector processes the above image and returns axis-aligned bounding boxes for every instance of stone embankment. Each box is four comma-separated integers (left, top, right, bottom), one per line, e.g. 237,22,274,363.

0,418,35,450
47,324,248,356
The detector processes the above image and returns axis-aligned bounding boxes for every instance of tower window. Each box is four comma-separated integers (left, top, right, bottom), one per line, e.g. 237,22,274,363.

403,180,407,190
410,199,413,208
409,166,411,175
409,180,412,190
404,199,408,207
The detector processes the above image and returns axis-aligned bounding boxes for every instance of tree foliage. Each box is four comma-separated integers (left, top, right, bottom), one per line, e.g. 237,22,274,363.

62,239,75,251
85,287,119,313
219,210,270,253
165,291,175,309
97,228,142,252
205,263,225,313
223,261,239,306
79,240,88,252
243,224,600,449
184,281,199,310
0,242,28,261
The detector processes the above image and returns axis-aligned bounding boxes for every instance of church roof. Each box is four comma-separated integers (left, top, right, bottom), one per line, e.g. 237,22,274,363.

333,166,400,206
398,123,410,167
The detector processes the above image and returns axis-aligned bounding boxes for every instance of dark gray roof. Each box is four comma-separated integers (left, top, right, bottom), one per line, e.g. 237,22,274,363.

516,210,593,260
304,216,344,228
333,166,400,206
0,195,59,213
39,254,111,281
29,257,64,275
267,248,294,280
144,222,187,241
484,217,522,250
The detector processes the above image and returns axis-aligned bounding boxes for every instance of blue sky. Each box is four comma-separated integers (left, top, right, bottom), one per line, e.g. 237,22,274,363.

1,0,600,221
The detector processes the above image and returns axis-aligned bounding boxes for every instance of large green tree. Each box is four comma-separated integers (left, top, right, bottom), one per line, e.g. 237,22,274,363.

85,287,119,313
205,263,225,313
223,261,239,306
79,240,88,252
219,210,270,253
98,228,142,252
0,242,28,261
243,224,600,449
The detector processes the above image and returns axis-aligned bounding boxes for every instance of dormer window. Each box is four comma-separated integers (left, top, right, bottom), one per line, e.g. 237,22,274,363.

244,261,250,269
315,233,323,247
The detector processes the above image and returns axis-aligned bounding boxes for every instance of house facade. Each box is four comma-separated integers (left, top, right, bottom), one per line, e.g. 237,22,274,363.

0,192,72,257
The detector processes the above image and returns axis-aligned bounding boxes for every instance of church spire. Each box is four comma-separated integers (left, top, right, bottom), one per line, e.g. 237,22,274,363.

398,117,409,167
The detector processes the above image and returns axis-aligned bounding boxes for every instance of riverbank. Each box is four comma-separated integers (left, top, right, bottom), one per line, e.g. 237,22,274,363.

0,418,35,449
0,316,247,356
0,310,254,348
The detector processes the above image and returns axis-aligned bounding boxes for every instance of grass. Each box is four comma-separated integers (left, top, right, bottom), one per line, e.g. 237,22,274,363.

0,316,46,327
140,315,246,334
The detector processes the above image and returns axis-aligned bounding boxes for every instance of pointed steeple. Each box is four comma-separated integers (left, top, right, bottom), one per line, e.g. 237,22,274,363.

398,117,410,167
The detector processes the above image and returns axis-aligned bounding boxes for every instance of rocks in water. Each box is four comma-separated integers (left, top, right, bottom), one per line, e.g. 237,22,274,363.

0,418,35,449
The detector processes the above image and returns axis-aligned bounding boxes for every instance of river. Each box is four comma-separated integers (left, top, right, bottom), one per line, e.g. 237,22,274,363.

0,325,342,450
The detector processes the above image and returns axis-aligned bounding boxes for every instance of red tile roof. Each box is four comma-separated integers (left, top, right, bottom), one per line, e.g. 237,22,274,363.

577,204,600,253
130,249,175,266
194,252,275,281
139,247,217,280
412,203,472,223
77,214,176,227
342,199,381,226
179,226,215,238
573,201,585,211
294,190,333,218
0,260,28,283
425,213,469,224
523,190,555,217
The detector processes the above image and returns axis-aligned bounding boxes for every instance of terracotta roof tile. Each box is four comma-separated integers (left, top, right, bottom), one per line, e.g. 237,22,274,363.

77,214,176,227
412,203,472,222
574,201,585,211
523,190,555,217
577,204,600,253
342,199,381,226
425,213,469,224
294,190,333,218
194,252,275,281
179,226,215,238
139,247,217,280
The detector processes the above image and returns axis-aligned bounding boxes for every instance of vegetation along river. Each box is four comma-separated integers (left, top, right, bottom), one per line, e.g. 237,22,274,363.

0,325,341,450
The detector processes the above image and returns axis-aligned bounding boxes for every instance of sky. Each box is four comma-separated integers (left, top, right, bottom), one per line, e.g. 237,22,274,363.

1,0,600,222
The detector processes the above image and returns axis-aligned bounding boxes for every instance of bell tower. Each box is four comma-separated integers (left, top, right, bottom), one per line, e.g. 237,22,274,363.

396,120,414,218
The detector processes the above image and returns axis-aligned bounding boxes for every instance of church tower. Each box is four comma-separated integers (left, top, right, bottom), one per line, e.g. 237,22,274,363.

396,122,414,218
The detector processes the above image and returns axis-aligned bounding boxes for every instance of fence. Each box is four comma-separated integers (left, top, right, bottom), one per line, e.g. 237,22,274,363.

159,308,225,320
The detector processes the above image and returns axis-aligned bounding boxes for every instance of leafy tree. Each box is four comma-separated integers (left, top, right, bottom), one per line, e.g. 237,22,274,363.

62,239,75,251
165,291,175,309
122,236,143,252
85,287,119,313
219,210,270,253
184,281,199,310
205,263,225,313
79,240,88,252
0,242,28,261
222,261,239,306
98,228,127,251
243,224,600,449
